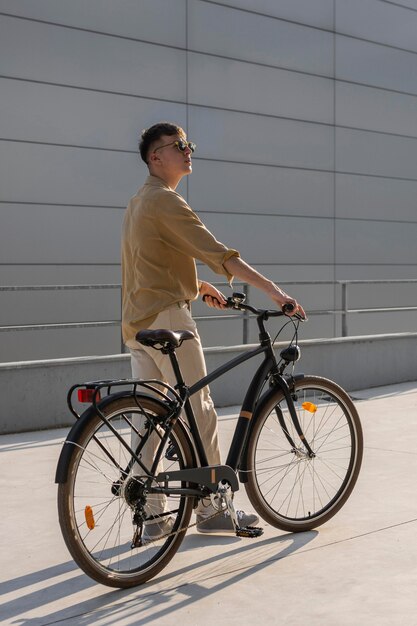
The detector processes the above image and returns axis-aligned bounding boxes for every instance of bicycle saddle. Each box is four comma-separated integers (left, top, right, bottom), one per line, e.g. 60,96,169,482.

136,329,194,349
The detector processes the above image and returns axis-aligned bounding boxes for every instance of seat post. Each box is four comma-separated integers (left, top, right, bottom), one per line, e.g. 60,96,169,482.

166,349,186,391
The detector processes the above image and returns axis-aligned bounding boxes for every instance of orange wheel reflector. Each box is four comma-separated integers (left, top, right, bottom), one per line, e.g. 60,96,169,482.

302,401,317,413
85,505,95,530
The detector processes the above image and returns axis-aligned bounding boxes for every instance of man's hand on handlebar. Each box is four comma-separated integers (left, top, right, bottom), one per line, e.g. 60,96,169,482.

269,286,307,320
201,280,307,320
200,281,228,309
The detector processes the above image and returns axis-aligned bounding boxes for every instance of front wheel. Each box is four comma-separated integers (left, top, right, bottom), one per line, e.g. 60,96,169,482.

245,376,363,532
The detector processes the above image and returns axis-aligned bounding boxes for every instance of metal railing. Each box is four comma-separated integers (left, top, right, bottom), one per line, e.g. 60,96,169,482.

0,280,416,348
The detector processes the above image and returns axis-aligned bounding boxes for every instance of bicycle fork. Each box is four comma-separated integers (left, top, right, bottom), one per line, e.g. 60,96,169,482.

272,375,316,458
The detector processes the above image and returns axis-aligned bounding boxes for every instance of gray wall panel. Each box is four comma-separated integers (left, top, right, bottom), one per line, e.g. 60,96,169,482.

190,108,334,170
0,78,187,151
388,0,417,8
189,160,333,217
0,15,186,100
336,128,417,179
343,310,417,337
0,0,186,47
0,265,121,287
0,326,122,361
336,82,417,138
188,53,333,123
1,0,417,359
196,263,335,285
336,220,417,265
200,213,334,265
336,265,417,280
335,281,417,309
0,288,119,325
336,0,417,52
188,0,334,75
207,0,334,29
0,205,122,264
0,142,143,205
336,174,417,221
336,34,417,95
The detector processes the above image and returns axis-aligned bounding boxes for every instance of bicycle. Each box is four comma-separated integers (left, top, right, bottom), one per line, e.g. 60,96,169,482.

55,292,363,588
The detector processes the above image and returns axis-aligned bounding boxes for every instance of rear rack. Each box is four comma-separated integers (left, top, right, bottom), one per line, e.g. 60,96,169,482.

67,378,182,420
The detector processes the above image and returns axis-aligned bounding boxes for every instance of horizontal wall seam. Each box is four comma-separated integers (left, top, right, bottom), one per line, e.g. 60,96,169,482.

3,61,417,106
0,201,125,209
197,0,334,32
378,0,417,14
0,11,186,52
196,158,417,183
202,0,417,24
2,9,417,64
4,106,417,148
1,203,416,225
0,262,119,266
1,262,416,267
2,147,417,183
200,213,417,225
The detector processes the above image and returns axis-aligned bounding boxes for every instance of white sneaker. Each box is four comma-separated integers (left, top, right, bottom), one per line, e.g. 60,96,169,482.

142,516,174,542
196,510,259,534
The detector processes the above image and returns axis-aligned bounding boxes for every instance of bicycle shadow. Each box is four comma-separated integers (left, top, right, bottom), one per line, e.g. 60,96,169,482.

5,530,317,625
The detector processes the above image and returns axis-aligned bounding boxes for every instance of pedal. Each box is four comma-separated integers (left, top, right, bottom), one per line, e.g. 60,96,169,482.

235,525,264,538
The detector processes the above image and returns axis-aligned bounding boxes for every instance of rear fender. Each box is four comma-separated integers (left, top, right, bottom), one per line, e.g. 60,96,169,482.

55,391,171,484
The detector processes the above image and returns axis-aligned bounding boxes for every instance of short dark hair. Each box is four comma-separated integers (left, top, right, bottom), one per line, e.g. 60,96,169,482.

139,122,185,164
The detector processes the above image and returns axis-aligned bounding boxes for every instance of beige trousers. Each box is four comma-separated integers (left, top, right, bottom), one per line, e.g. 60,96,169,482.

129,302,221,517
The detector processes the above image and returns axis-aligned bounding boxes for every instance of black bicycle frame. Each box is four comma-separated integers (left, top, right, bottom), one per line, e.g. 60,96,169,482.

169,338,277,471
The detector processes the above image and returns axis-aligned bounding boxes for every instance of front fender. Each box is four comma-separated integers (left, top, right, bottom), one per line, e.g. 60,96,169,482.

238,374,304,483
55,391,170,484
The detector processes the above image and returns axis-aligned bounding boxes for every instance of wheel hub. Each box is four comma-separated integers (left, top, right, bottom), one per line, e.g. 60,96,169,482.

122,476,147,508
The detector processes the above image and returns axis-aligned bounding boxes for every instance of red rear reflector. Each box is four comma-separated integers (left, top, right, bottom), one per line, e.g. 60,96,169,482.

78,388,100,403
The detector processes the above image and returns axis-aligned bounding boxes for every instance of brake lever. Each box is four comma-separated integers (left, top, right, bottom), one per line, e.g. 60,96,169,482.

282,303,307,321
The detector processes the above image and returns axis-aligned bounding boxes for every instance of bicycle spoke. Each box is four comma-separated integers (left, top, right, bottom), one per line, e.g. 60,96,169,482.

246,378,362,531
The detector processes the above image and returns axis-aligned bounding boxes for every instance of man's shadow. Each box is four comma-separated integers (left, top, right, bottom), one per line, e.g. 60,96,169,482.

2,529,317,625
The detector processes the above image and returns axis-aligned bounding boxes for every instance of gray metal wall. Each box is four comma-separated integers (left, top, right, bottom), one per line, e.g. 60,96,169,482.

1,0,416,361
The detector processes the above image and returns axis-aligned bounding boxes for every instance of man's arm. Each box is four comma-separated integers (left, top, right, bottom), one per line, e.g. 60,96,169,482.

223,256,306,317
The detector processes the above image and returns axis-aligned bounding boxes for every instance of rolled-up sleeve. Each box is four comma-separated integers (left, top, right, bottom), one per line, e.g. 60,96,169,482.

155,190,240,282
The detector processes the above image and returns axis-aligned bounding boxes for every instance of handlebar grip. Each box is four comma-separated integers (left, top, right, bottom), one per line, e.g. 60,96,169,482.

282,302,295,314
202,294,221,305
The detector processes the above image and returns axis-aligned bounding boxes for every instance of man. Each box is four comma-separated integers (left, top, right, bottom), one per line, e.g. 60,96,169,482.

122,122,305,538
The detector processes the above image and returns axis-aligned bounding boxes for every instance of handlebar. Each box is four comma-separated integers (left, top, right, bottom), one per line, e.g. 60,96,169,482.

203,292,305,321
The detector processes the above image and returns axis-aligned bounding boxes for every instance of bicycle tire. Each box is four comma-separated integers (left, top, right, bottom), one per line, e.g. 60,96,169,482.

245,376,363,532
58,395,195,588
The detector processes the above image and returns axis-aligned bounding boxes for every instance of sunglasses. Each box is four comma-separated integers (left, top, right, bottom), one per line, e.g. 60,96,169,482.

154,139,196,154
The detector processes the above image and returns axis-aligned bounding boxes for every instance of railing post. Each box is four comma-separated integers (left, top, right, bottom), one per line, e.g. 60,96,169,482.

120,285,125,354
341,282,348,337
243,283,250,344
242,283,249,344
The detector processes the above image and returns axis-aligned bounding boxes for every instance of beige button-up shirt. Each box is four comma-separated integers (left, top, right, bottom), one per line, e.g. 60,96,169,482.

122,175,240,347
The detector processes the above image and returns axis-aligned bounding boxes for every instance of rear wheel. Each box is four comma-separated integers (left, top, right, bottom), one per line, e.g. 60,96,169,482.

58,395,195,587
245,376,363,532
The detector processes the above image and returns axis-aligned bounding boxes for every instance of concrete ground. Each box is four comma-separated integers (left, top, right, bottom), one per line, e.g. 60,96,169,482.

1,381,417,625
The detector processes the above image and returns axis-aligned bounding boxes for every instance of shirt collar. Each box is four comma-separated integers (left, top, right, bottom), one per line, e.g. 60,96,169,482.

144,175,172,190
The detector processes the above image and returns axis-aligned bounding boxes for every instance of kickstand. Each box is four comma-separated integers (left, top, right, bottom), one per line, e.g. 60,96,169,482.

222,484,264,539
